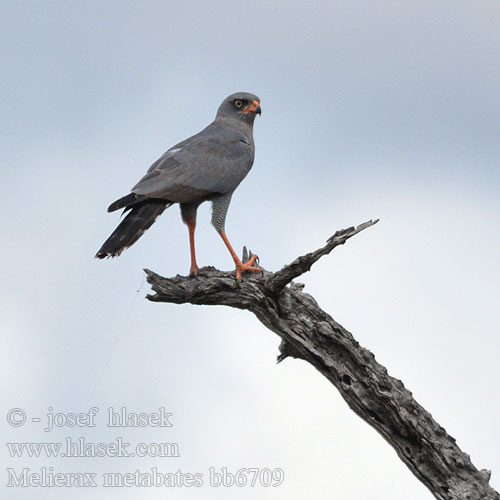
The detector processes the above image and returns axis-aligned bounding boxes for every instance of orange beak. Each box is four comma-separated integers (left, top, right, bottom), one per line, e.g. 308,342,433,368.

242,99,262,115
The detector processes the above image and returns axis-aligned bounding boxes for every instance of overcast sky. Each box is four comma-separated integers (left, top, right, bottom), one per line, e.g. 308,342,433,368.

2,1,499,499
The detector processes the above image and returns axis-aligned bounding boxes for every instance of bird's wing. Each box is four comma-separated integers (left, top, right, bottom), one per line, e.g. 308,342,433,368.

132,124,254,202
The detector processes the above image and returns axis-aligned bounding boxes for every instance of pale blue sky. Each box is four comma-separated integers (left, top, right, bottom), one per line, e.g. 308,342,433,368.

2,1,499,499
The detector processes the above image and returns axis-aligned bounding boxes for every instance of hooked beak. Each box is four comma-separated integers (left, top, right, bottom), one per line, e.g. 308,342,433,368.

242,99,262,116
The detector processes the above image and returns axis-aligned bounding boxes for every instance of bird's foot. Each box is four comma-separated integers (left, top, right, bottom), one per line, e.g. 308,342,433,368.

189,263,200,277
235,254,261,280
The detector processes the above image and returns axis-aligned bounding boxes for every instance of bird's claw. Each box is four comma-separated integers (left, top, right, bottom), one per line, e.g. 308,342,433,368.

235,254,261,280
189,264,200,277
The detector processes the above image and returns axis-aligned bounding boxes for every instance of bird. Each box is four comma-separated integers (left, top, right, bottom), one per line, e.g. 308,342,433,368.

95,92,262,280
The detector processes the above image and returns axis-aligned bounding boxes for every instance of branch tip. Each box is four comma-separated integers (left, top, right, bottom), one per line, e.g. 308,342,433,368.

267,219,379,292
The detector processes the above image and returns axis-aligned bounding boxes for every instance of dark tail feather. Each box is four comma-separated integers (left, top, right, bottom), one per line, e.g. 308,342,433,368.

95,200,171,258
107,192,147,212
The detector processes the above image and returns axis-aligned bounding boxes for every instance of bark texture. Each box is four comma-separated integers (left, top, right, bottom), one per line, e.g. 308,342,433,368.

144,220,498,500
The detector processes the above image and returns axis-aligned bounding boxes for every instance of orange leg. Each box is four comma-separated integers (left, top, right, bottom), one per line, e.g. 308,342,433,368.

186,216,199,275
217,230,260,280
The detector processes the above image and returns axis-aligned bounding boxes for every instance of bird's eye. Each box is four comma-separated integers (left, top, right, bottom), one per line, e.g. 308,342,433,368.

234,99,244,108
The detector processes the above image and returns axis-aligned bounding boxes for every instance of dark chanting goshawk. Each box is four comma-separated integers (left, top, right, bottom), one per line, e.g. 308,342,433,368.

95,92,262,279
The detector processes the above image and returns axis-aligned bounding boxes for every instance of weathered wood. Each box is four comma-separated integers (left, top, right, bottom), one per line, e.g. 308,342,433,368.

144,220,498,500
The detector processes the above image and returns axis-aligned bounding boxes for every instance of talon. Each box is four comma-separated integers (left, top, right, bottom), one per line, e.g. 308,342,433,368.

216,229,261,280
245,254,258,266
235,257,261,280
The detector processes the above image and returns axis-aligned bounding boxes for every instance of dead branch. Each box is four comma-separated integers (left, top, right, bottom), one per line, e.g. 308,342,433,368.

144,220,498,500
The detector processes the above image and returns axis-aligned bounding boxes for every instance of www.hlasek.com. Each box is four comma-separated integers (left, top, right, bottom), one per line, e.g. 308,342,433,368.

6,437,179,458
6,467,285,488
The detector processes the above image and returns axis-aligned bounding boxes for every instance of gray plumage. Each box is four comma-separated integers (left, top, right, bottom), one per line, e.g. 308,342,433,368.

96,92,261,266
211,192,233,231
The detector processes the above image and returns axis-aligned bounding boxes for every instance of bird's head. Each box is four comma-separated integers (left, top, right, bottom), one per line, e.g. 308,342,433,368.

216,92,261,124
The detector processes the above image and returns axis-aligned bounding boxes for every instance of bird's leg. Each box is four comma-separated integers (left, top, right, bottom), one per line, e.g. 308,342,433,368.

186,216,199,275
217,230,260,280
